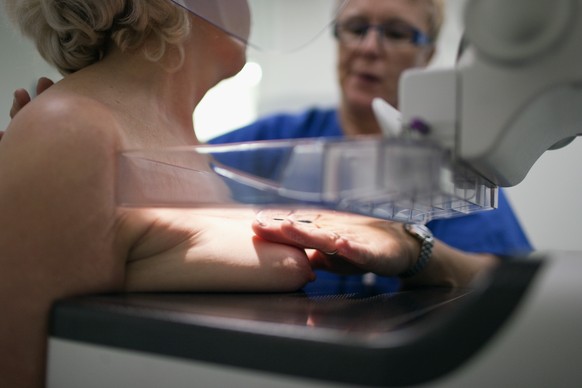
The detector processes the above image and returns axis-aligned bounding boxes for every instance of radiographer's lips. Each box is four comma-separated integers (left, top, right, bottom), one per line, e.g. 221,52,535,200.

354,72,381,84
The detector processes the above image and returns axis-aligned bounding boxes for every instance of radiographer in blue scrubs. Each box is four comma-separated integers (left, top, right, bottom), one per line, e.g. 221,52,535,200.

209,0,533,290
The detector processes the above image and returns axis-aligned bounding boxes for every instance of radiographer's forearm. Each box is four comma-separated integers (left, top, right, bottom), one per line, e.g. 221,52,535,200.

401,241,500,288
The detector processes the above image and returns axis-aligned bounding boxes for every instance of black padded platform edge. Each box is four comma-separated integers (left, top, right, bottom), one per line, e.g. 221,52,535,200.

50,259,542,387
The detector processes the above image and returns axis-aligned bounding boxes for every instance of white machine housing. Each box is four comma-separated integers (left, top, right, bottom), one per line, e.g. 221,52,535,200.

399,0,582,187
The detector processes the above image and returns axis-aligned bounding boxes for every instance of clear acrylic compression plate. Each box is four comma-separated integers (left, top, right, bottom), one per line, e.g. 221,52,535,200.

117,138,497,224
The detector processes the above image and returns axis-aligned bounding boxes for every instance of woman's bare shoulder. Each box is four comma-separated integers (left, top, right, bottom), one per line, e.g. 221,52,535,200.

5,89,123,149
0,89,122,227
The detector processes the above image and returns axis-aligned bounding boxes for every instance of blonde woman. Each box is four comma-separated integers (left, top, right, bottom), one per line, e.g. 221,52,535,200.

0,1,314,386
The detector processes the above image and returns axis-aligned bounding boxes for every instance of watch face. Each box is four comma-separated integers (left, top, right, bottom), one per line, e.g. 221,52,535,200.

405,223,433,241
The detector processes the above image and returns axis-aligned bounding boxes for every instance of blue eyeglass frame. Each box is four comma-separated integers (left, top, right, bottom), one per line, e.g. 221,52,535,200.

333,21,433,47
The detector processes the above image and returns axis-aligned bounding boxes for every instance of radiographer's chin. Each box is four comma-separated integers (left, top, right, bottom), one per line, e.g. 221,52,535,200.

344,90,376,112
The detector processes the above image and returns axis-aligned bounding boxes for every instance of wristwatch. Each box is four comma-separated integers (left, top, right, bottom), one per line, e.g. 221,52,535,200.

399,223,434,278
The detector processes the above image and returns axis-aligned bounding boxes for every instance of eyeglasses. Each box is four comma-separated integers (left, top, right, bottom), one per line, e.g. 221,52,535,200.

333,19,432,49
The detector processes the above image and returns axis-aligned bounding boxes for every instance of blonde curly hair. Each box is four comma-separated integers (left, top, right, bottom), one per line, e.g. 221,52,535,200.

4,0,191,75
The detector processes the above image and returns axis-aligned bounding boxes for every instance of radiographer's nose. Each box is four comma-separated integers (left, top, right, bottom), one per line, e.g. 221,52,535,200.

358,28,383,54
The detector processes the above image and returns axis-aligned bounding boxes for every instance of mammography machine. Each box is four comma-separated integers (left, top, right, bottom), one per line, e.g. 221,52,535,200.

47,0,582,386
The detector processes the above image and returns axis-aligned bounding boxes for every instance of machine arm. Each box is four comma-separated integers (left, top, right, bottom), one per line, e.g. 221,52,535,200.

399,0,582,187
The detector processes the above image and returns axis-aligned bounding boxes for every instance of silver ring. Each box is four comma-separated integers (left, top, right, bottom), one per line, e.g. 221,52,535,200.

323,249,338,256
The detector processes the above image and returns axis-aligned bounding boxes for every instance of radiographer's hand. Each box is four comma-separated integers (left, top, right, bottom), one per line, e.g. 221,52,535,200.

1,77,55,140
9,77,54,119
252,210,419,277
252,209,499,288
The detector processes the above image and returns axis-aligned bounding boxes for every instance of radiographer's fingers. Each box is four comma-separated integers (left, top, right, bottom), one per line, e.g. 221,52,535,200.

9,78,55,120
36,77,54,96
281,219,343,256
253,218,342,255
10,89,32,119
307,249,366,273
252,219,365,274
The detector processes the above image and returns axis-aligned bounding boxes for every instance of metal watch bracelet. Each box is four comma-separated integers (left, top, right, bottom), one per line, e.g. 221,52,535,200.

399,223,434,278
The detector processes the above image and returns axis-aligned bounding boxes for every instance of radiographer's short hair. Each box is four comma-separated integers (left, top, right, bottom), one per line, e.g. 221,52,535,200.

335,0,445,42
4,0,191,75
424,0,445,41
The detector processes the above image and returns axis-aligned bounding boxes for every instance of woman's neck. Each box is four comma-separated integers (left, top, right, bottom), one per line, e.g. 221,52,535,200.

70,45,213,146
